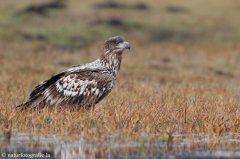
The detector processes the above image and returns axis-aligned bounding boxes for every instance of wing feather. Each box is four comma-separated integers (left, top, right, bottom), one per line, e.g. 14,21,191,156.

50,69,115,106
17,68,116,108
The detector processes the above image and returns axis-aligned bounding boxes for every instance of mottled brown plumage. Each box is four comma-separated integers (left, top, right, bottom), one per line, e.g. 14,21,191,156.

17,36,130,109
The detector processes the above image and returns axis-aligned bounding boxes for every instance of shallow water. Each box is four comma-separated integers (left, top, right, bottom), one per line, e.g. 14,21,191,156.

0,133,239,159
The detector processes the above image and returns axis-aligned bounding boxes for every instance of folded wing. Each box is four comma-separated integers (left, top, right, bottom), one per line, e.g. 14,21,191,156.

17,68,115,108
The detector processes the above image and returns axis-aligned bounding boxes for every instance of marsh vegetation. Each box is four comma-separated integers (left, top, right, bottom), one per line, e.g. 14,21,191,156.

0,0,240,158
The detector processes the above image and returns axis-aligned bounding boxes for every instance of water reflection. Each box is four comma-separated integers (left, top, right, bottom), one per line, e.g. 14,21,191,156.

0,133,239,159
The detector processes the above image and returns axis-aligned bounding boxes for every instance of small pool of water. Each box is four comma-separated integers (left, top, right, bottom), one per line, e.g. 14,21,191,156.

0,133,239,159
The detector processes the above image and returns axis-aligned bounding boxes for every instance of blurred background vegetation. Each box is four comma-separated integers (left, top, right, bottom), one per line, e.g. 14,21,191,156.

1,0,240,49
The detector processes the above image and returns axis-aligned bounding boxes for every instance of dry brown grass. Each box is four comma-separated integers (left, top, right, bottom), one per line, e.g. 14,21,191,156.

1,41,240,149
0,0,240,157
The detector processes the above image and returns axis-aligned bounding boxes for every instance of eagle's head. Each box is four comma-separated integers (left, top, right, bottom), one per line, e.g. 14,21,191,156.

101,36,130,71
102,36,130,55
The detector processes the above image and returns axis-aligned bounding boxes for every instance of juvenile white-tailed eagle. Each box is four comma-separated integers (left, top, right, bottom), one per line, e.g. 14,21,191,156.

17,36,130,109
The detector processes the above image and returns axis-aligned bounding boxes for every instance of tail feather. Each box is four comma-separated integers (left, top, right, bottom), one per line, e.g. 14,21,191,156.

16,101,33,110
16,72,66,109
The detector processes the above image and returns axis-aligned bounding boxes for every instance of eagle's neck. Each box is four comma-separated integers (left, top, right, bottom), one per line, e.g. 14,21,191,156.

100,51,122,76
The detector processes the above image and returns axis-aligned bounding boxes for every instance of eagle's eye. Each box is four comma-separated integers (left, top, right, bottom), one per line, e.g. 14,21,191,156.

116,40,124,45
111,40,121,46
